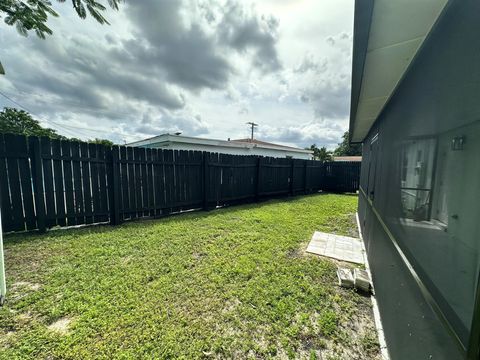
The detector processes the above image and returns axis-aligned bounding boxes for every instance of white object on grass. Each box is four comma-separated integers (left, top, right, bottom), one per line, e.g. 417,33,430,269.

337,268,355,288
354,268,372,293
306,231,365,264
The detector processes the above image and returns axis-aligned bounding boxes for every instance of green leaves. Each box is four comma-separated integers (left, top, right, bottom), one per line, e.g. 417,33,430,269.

0,107,115,144
85,2,109,25
0,107,64,138
307,144,333,161
0,0,122,39
73,0,87,19
333,131,362,157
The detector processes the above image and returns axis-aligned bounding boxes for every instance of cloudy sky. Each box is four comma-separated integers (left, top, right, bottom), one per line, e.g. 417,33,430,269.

0,0,353,149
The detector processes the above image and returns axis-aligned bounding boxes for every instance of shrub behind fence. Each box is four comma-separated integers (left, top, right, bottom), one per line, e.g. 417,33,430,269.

0,134,360,233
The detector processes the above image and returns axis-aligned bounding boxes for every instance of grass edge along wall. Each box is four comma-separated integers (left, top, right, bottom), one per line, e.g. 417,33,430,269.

0,133,360,234
352,1,480,359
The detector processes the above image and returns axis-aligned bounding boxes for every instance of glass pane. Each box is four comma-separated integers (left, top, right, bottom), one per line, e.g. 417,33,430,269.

381,120,480,343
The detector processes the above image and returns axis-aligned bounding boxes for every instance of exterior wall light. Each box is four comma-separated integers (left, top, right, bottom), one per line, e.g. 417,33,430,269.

451,136,465,151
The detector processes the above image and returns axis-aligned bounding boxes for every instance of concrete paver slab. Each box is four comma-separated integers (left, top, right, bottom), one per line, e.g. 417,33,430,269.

306,231,365,264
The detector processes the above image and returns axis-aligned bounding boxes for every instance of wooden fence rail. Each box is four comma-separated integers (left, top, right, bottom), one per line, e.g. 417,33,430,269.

0,134,360,233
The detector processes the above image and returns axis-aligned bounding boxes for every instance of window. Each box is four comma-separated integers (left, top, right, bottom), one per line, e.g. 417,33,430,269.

399,138,436,221
394,122,480,339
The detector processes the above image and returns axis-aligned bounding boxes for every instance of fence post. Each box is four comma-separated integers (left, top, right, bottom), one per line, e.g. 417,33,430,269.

255,156,261,201
203,152,209,210
108,146,121,225
29,137,46,233
320,162,325,192
303,160,308,194
289,158,294,196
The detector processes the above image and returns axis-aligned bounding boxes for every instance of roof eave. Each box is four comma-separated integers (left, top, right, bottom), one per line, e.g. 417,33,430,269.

349,0,374,144
349,0,453,144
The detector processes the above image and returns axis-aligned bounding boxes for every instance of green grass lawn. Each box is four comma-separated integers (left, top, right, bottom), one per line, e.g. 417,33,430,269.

0,193,379,359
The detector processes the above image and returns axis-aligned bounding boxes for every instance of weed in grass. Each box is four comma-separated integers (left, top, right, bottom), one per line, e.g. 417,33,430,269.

361,328,381,356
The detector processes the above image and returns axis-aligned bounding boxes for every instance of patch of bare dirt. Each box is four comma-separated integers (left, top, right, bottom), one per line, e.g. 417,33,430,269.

120,255,133,265
287,247,306,259
347,214,360,238
47,317,73,335
8,282,42,302
11,281,41,291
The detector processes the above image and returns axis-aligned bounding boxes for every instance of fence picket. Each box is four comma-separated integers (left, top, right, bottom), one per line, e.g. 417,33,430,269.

108,146,121,225
146,148,154,217
4,134,26,231
61,141,75,226
163,150,174,214
97,145,109,223
29,137,46,232
70,142,84,225
80,142,93,224
17,136,35,230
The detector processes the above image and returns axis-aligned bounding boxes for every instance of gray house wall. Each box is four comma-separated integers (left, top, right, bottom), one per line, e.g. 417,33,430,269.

357,1,480,359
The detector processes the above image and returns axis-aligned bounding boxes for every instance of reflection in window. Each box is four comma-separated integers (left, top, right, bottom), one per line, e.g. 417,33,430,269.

399,138,436,221
432,143,449,225
393,122,480,341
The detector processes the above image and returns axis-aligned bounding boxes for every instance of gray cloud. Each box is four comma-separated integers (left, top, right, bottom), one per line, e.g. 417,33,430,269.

122,0,282,91
257,121,344,149
326,32,352,54
0,1,352,149
309,80,351,120
0,0,283,142
135,110,208,137
294,54,328,74
124,0,234,91
300,94,310,103
4,32,186,120
294,32,352,121
217,1,281,73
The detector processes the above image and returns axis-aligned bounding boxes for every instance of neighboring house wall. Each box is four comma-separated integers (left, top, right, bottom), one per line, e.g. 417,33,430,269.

149,143,312,159
129,135,313,160
356,1,480,359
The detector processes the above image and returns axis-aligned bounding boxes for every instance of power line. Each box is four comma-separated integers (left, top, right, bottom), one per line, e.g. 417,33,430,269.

0,90,138,134
0,90,137,140
0,90,83,137
0,91,34,113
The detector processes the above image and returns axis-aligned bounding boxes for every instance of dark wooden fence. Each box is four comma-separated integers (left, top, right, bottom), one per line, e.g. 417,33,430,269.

0,134,360,233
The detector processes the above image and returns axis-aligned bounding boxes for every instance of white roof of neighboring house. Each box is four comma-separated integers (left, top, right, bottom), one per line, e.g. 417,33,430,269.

333,156,362,162
127,134,313,155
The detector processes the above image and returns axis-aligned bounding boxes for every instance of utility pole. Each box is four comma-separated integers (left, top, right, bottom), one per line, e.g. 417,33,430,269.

246,122,258,141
